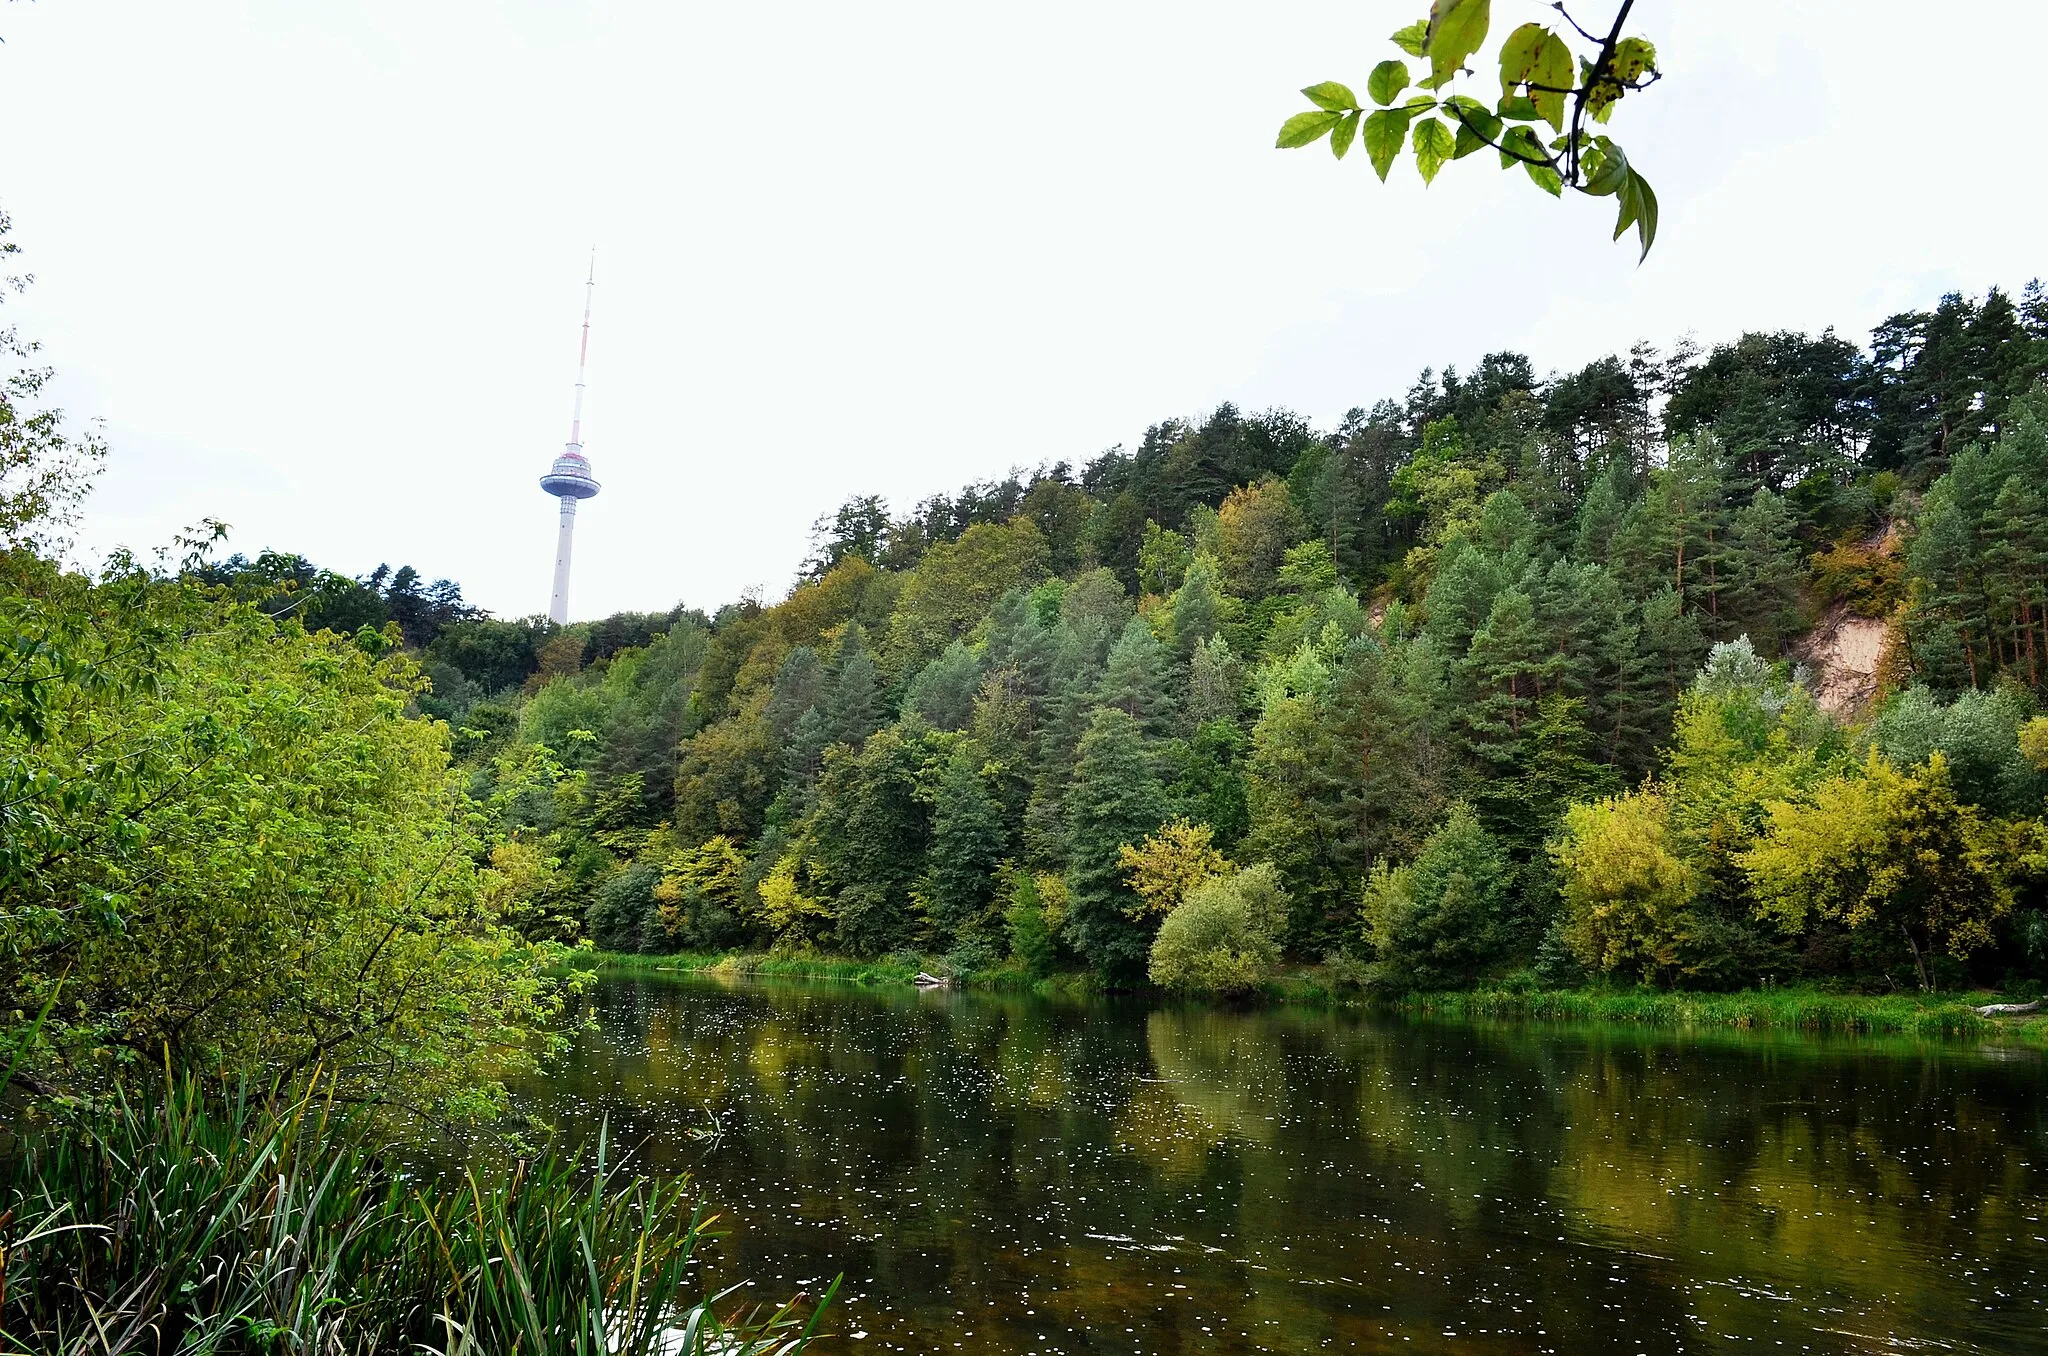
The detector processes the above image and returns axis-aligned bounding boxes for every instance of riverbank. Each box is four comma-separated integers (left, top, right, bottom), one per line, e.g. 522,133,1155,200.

570,950,2048,1043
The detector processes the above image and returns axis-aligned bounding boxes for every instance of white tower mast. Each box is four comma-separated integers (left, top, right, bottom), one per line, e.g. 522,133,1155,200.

540,252,601,625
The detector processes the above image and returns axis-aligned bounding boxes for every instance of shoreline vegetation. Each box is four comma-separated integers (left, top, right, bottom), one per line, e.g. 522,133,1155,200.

0,1075,834,1354
572,949,2048,1043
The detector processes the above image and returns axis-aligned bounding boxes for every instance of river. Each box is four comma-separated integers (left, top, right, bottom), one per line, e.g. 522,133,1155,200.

514,971,2048,1354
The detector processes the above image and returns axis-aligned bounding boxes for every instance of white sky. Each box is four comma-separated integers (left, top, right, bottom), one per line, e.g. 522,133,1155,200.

4,1,2043,621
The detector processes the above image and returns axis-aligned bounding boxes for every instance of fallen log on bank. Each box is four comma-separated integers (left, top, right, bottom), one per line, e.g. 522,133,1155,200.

1973,1000,2042,1017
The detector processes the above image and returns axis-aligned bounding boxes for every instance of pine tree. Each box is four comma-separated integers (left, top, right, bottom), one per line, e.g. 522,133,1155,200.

1024,623,1109,865
1419,536,1507,661
905,640,982,731
1170,553,1225,657
1099,615,1174,734
1359,802,1512,989
825,629,883,748
1456,586,1551,795
1721,490,1805,654
764,645,826,741
926,747,1009,946
1063,707,1167,979
1572,457,1632,567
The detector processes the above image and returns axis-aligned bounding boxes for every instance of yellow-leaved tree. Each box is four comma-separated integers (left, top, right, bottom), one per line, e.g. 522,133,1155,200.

1740,751,2014,990
1549,788,1696,983
1119,819,1232,917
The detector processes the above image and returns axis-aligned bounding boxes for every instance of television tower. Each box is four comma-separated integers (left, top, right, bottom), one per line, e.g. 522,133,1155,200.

540,253,602,624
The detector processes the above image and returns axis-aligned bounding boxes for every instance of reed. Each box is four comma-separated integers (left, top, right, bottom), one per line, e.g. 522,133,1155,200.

0,1076,833,1356
1384,986,2005,1038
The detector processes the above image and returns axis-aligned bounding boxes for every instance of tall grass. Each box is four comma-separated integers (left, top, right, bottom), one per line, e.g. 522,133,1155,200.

0,1076,833,1355
1386,986,2004,1038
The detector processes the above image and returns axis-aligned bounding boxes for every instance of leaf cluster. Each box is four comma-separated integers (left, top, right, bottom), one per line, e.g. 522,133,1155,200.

1277,1,1662,257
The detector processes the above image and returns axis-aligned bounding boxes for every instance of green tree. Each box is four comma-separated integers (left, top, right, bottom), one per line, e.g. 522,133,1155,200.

1358,802,1512,989
804,725,933,955
824,628,885,748
927,746,1010,946
586,862,662,953
1063,708,1168,979
1138,520,1192,595
1099,615,1175,733
904,640,982,731
1002,868,1060,976
1169,553,1226,658
1185,633,1244,729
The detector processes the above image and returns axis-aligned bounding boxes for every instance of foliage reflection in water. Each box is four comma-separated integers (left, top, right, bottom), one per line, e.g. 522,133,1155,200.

515,973,2048,1355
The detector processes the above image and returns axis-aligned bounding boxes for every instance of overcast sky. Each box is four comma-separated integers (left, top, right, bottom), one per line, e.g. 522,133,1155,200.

3,2,2042,621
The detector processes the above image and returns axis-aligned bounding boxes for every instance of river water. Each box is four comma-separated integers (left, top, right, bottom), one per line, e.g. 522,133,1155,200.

515,972,2048,1354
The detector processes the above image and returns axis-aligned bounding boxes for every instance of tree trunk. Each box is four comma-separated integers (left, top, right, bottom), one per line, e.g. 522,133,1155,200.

1901,924,1931,992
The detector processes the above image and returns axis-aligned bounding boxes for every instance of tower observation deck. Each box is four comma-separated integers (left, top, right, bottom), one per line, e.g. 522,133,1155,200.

542,256,601,624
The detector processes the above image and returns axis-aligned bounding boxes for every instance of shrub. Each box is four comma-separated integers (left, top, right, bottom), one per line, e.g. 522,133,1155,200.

1809,535,1903,617
1147,863,1289,995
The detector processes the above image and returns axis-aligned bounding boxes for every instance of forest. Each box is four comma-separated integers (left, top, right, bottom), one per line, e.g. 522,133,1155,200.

373,280,2048,997
6,258,2047,1349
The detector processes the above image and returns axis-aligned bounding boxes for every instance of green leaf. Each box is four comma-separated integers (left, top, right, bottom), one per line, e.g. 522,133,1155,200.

1612,36,1658,83
1444,97,1501,158
1524,160,1564,196
1452,120,1486,159
1402,93,1441,110
1411,117,1455,185
1331,110,1360,159
1363,108,1414,180
1367,60,1409,107
1390,20,1431,57
1425,0,1491,84
1499,23,1571,128
1497,93,1540,121
1498,124,1546,167
1496,23,1548,97
1614,167,1658,259
1528,31,1572,131
1277,110,1344,149
1302,81,1359,112
1582,138,1628,196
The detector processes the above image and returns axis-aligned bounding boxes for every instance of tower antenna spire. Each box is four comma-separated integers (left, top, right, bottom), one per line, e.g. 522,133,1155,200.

569,247,595,447
540,251,603,625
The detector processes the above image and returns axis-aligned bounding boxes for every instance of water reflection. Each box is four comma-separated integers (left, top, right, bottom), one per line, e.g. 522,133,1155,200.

514,976,2048,1354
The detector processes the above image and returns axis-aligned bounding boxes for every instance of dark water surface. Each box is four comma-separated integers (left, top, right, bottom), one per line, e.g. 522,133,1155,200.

515,973,2048,1354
